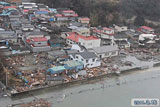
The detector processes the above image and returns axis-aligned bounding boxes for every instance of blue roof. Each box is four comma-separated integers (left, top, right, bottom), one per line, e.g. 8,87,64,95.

35,11,48,14
0,2,10,6
47,66,66,74
49,8,57,13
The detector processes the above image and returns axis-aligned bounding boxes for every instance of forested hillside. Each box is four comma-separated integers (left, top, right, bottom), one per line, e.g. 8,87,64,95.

35,0,160,26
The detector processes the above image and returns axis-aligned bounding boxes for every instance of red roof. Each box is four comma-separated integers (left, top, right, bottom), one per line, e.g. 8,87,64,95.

31,37,48,42
103,27,112,31
79,17,90,21
39,9,49,12
72,13,78,17
55,14,63,17
23,9,29,13
140,26,153,30
66,32,99,42
4,6,16,9
55,13,78,17
63,10,75,13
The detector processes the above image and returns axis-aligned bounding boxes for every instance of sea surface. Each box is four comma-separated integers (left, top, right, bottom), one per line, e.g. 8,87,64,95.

1,67,160,107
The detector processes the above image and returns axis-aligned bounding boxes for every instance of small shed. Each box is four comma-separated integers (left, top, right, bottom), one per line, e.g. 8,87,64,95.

64,60,84,71
47,66,66,74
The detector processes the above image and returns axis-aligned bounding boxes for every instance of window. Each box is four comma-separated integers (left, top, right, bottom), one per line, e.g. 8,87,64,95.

105,53,109,56
88,43,92,45
86,60,88,63
112,52,116,55
76,56,78,58
92,59,95,62
81,58,84,61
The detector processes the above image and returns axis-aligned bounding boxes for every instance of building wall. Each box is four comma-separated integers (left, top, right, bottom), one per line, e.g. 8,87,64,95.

66,39,75,46
103,29,114,34
70,54,101,68
114,25,128,32
33,41,48,47
96,51,119,59
26,35,44,39
79,20,89,24
79,38,100,49
141,28,154,34
73,28,90,36
101,33,114,39
61,32,69,39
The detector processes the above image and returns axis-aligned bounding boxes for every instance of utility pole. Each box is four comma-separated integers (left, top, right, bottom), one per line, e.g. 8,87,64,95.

6,71,7,87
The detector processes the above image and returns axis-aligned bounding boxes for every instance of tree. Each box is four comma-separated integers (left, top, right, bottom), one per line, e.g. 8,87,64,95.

0,53,5,84
134,15,145,26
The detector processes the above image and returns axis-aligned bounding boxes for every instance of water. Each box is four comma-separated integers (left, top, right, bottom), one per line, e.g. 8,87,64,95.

1,67,160,107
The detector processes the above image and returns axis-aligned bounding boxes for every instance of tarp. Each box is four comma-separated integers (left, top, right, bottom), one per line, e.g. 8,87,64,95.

46,76,64,81
77,70,87,76
47,66,66,74
49,8,57,13
35,11,48,15
64,60,83,71
0,2,10,6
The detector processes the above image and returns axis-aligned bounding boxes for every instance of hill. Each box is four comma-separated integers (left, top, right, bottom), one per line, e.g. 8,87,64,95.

35,0,160,26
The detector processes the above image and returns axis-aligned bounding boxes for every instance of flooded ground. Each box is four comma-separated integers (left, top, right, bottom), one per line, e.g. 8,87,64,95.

1,67,160,107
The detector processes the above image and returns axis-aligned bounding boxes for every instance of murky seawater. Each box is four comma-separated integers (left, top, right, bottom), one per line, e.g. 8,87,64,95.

1,67,160,107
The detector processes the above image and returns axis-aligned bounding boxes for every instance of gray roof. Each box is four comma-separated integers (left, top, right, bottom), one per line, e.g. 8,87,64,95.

0,31,16,40
114,33,128,39
20,19,31,24
91,45,119,54
79,52,97,59
48,50,66,56
16,30,23,34
22,24,34,28
30,31,43,35
9,14,21,18
66,49,79,54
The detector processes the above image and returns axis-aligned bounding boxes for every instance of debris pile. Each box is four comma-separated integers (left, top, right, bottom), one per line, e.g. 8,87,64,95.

20,99,51,107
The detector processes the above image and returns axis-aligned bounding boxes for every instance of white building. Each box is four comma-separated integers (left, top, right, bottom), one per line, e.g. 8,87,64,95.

91,27,114,39
113,24,128,33
89,45,119,59
66,32,101,49
73,27,90,36
69,51,101,68
139,34,157,45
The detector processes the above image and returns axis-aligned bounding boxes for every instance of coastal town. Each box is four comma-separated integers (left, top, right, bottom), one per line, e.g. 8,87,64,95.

1,0,160,106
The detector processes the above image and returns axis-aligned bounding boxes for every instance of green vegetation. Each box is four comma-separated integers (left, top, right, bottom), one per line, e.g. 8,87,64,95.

0,53,5,84
33,0,160,26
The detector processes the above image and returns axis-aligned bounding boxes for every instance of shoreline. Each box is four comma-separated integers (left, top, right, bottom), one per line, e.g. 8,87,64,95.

10,62,160,97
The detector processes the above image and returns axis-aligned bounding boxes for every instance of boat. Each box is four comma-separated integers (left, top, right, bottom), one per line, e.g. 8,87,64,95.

115,71,121,76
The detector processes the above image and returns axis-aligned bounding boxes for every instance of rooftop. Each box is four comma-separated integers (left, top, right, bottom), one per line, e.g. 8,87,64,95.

103,27,112,31
31,37,48,42
62,10,75,13
66,32,99,42
64,60,83,68
79,17,90,21
140,26,153,31
91,45,119,54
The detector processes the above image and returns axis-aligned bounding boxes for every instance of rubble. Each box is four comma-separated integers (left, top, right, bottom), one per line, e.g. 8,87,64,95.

20,99,51,107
